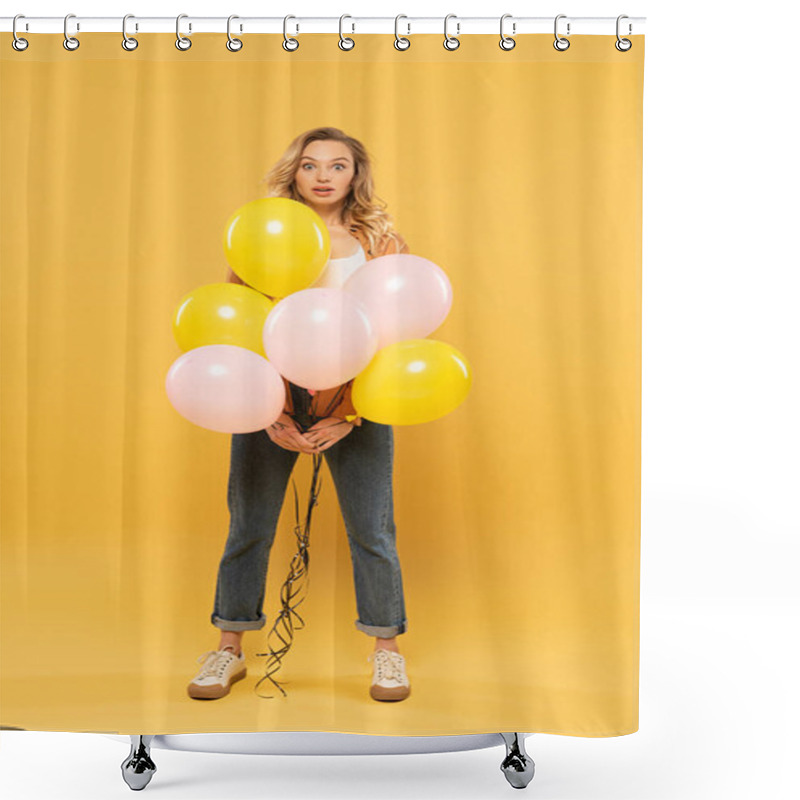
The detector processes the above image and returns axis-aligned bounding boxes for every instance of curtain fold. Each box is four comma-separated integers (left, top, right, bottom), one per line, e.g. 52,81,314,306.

1,32,644,736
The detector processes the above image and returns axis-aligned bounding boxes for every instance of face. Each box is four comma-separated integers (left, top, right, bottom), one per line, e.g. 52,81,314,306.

294,139,356,209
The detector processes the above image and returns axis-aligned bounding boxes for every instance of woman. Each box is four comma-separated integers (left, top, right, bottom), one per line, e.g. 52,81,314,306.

188,127,411,703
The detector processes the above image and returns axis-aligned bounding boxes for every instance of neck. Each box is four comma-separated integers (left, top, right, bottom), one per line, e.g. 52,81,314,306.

306,200,349,231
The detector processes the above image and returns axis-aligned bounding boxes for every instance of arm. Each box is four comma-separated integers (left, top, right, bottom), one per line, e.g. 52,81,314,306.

225,266,277,302
337,379,362,426
305,234,410,427
225,266,292,423
225,266,246,286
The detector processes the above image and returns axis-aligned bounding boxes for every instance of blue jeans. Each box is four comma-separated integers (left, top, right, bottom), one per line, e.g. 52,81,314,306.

211,419,408,638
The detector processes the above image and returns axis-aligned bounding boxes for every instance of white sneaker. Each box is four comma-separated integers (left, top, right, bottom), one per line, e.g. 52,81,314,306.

187,646,247,700
368,649,411,702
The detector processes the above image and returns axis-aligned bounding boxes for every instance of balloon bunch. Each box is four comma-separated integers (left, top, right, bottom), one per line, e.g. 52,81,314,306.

165,197,472,433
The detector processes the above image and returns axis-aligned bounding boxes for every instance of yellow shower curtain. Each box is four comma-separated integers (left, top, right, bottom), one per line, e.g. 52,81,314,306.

0,32,644,736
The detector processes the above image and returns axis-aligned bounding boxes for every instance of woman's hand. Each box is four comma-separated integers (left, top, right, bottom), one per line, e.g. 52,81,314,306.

303,416,355,453
266,412,318,454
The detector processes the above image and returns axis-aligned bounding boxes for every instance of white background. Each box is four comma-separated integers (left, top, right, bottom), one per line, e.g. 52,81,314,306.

2,1,798,798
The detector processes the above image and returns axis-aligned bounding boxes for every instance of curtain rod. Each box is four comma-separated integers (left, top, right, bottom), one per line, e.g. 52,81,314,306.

1,16,646,36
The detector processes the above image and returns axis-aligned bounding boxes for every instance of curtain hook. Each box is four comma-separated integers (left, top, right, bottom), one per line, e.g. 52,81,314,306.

615,14,632,51
394,15,411,51
443,13,460,51
12,14,29,52
63,13,80,51
227,15,243,52
283,15,299,51
122,14,139,51
339,15,355,51
553,14,570,51
176,13,192,51
499,14,516,51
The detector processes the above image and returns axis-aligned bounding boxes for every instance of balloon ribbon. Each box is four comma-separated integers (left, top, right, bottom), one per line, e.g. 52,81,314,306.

252,381,349,698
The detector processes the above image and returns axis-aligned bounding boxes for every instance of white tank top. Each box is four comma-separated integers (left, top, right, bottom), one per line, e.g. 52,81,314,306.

310,242,367,290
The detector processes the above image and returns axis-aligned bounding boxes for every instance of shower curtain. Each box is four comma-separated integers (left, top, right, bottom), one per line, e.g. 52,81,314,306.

0,30,644,737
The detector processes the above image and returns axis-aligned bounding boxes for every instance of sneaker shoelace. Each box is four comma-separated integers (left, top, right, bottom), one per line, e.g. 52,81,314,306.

195,648,238,680
369,649,405,684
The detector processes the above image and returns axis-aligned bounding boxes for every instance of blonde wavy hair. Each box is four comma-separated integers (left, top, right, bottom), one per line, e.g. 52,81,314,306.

258,127,403,257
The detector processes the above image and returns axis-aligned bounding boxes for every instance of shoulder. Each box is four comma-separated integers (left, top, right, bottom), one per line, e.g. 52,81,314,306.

348,225,410,257
379,231,410,256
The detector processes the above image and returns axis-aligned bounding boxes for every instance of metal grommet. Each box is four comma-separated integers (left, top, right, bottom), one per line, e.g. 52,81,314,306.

63,13,80,51
227,15,243,52
553,14,570,51
443,13,460,51
394,15,411,51
499,14,516,51
12,14,29,52
338,15,355,51
283,15,299,51
122,14,139,51
615,14,632,51
176,14,192,51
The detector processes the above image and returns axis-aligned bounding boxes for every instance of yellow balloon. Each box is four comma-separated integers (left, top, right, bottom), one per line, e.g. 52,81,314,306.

352,339,472,425
172,283,275,356
223,197,331,297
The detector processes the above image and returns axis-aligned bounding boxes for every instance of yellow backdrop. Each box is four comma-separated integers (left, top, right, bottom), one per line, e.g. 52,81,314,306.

0,33,644,736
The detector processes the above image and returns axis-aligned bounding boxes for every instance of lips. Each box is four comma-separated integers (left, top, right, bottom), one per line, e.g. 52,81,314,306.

313,187,334,194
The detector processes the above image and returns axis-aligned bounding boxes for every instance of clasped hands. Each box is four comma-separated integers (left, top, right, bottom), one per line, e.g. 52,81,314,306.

266,412,354,454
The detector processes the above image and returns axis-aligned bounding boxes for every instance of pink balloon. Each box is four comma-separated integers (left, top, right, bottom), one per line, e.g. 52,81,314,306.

343,254,453,349
263,288,378,390
165,344,286,433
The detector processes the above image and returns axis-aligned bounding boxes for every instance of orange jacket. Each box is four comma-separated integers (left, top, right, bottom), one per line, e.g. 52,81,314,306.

225,224,410,426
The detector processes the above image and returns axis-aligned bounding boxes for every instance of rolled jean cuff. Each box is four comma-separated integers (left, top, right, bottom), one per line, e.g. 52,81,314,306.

211,614,266,631
355,618,408,638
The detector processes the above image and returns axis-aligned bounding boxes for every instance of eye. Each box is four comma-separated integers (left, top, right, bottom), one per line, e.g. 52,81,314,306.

302,163,314,170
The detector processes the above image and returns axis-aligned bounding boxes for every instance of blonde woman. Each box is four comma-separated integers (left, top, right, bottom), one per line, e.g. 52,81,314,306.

188,127,411,703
